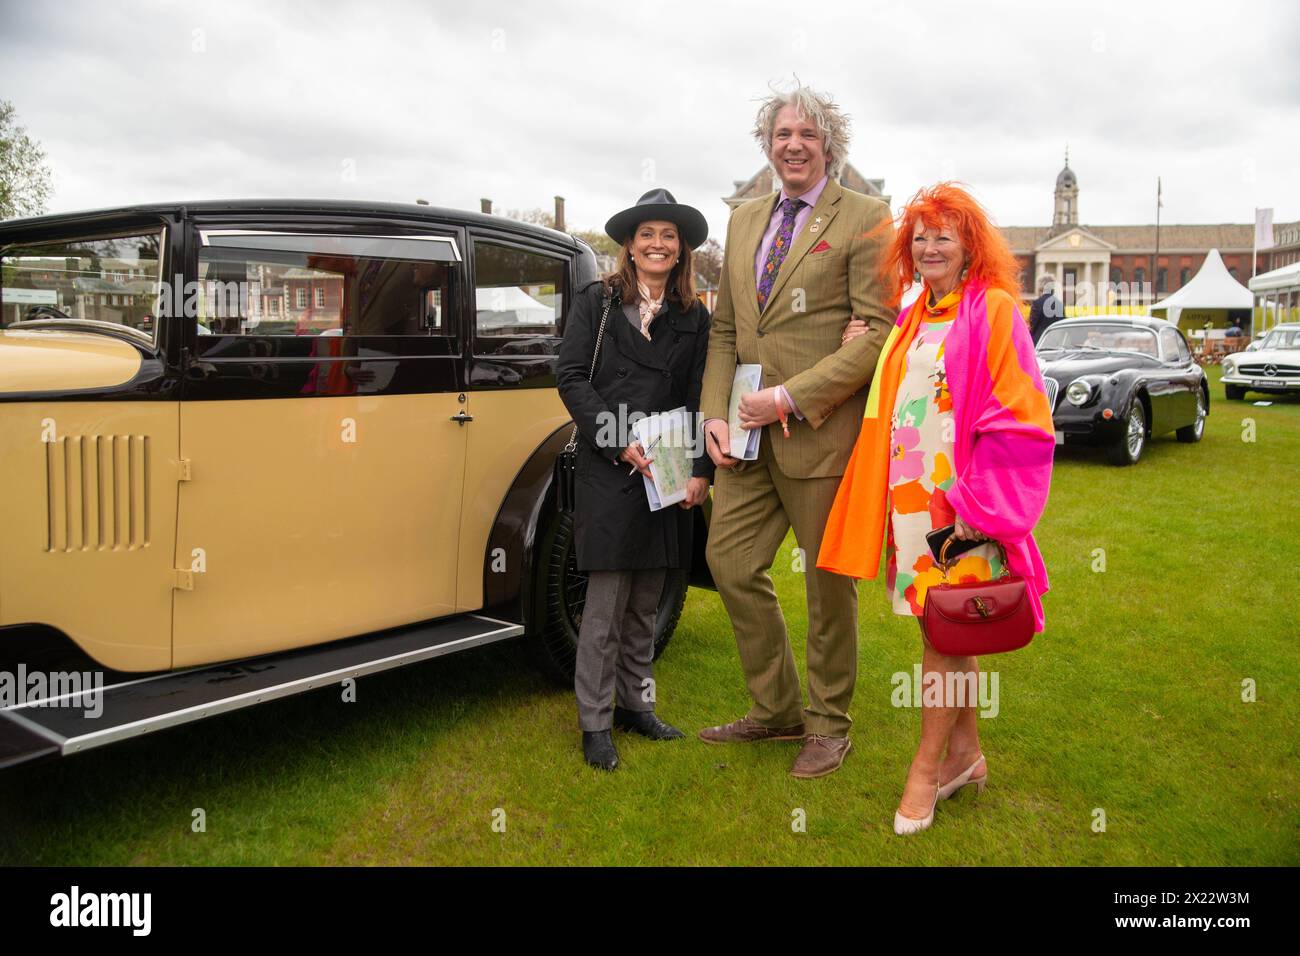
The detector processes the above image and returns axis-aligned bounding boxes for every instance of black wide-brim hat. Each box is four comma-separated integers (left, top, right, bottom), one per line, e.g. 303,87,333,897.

605,188,709,249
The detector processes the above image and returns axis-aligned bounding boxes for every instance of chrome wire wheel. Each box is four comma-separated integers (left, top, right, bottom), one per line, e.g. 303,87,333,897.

1126,405,1145,458
1109,402,1146,465
1178,389,1207,443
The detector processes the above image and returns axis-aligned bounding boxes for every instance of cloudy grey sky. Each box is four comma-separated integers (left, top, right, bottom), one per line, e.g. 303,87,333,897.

3,0,1297,240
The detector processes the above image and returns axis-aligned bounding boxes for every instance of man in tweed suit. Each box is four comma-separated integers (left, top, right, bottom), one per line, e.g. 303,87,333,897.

698,85,894,777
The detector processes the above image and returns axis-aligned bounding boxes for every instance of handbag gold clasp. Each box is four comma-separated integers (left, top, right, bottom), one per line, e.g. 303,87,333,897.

972,596,991,618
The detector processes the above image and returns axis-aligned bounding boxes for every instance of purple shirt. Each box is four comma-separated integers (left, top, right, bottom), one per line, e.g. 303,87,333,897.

749,174,829,420
753,174,829,288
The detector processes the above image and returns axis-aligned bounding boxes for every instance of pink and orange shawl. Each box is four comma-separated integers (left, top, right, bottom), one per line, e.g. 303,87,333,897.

817,280,1056,631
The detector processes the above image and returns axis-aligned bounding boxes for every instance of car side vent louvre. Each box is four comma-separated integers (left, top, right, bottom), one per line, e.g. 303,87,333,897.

45,435,151,552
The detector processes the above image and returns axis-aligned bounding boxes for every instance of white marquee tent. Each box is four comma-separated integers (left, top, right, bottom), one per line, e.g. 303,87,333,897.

1150,248,1253,327
475,285,555,328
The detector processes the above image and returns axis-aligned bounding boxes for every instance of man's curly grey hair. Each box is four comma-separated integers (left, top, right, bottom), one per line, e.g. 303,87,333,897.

752,84,852,181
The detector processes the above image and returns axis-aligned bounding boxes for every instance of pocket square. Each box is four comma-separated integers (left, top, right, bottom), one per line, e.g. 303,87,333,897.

811,239,833,254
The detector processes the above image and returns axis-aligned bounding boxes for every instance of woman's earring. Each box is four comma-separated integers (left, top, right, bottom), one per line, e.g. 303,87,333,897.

913,269,922,283
960,264,969,280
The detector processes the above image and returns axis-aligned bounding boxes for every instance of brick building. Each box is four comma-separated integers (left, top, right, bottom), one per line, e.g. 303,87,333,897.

1002,154,1299,307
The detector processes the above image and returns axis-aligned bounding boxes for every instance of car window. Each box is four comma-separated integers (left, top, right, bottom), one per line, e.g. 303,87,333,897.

1039,324,1158,356
1261,329,1300,350
1159,328,1182,361
196,231,460,336
1,229,165,338
472,241,565,355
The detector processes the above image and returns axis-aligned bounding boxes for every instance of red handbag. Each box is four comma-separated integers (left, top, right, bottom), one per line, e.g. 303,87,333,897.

922,538,1034,656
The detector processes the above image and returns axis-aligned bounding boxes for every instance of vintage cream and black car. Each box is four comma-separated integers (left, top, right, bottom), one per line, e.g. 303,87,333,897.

0,200,711,767
1035,315,1209,466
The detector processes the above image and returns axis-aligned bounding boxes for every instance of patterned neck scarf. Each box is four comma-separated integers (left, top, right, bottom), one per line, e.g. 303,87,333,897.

925,283,963,315
636,280,664,340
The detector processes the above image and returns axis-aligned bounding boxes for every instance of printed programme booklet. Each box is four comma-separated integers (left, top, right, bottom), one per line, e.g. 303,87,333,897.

727,364,763,460
631,406,694,511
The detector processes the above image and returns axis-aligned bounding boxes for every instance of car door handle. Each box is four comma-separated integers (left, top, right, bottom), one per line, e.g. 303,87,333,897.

450,412,473,425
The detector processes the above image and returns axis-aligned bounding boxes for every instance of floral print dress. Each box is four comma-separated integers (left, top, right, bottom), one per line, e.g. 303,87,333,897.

886,287,1004,617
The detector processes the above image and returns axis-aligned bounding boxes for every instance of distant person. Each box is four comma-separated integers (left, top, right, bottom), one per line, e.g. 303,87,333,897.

1028,277,1063,344
1225,318,1245,338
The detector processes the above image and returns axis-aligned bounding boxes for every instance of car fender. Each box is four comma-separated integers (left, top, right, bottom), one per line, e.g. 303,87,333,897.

1103,371,1150,432
480,425,570,629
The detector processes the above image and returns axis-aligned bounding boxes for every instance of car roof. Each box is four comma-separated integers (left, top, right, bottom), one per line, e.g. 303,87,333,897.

1262,322,1300,331
0,198,580,249
1046,314,1177,332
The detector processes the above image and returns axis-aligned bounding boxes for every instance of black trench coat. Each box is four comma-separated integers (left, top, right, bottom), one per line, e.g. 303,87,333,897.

556,281,714,571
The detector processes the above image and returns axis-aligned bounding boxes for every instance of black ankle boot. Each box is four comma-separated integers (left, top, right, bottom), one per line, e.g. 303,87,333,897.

582,730,619,770
613,706,685,741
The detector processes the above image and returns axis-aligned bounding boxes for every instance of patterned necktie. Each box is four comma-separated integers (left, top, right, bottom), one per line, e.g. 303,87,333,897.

757,198,804,310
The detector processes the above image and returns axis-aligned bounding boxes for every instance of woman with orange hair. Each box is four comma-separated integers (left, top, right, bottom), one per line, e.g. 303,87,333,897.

826,183,1055,835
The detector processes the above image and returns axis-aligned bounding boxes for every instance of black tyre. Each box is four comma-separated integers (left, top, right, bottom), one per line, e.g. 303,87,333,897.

527,507,688,686
1224,384,1246,401
1106,401,1146,466
1176,388,1207,443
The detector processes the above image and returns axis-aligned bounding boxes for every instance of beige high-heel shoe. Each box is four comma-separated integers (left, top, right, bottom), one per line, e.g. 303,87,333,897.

893,785,940,836
938,754,987,801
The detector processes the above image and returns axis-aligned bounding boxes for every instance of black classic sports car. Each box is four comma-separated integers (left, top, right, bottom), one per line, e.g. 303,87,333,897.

1035,315,1209,465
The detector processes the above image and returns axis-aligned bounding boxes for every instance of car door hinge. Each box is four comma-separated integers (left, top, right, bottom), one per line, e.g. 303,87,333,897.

173,569,195,591
178,458,193,481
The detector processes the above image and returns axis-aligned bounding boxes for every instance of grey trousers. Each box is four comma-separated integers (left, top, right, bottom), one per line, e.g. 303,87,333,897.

575,568,666,732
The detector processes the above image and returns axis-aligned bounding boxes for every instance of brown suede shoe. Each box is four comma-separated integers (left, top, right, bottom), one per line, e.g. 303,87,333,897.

698,715,805,744
790,734,852,778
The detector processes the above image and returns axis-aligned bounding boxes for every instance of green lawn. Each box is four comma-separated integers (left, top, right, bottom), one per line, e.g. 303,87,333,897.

2,368,1297,866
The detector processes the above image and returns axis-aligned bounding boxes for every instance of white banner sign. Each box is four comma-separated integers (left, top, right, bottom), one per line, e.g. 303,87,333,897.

1255,207,1275,250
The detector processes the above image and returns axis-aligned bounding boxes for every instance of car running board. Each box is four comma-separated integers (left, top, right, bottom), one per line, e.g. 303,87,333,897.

0,613,523,769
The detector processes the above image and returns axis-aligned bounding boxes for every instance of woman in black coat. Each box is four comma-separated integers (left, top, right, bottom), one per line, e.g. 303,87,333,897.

556,188,714,770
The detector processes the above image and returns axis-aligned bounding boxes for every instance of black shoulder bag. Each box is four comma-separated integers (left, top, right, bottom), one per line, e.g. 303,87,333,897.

554,289,620,513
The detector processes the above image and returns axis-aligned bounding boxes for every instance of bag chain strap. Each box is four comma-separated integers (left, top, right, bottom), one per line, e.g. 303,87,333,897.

564,290,620,453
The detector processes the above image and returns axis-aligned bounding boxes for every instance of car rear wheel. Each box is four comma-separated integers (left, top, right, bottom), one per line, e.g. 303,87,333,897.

1107,402,1146,465
1224,384,1246,401
528,508,687,686
1176,389,1207,443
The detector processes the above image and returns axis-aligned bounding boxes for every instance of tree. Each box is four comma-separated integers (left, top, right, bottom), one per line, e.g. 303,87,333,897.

569,228,619,259
694,238,723,290
503,207,555,228
0,101,53,220
503,207,622,259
